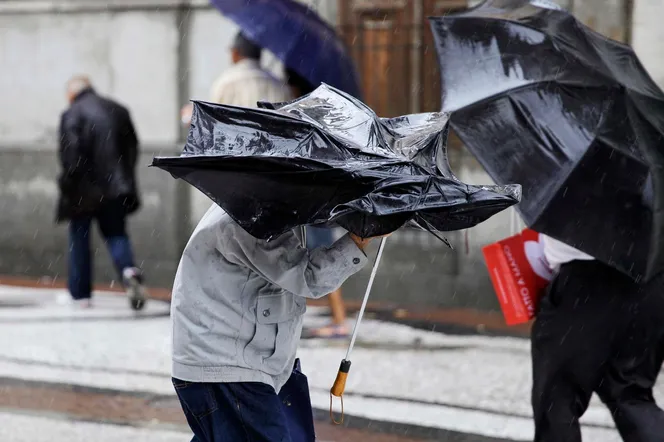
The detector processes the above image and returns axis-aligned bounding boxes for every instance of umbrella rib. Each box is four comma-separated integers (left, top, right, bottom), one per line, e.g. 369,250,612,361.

412,215,452,248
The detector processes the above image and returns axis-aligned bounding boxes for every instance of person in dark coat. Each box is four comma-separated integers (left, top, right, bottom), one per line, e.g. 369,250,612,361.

531,238,664,442
57,75,146,310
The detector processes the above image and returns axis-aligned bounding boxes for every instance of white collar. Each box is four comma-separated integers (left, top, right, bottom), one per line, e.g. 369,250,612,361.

234,59,261,70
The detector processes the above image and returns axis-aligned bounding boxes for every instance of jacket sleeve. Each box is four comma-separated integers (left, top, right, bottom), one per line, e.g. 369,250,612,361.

218,223,368,299
58,110,84,180
122,109,139,170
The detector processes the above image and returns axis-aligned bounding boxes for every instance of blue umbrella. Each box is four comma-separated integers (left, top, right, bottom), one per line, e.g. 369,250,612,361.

210,0,362,98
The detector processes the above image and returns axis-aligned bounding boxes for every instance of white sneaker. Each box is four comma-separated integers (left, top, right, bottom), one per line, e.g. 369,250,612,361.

56,293,73,306
122,267,147,311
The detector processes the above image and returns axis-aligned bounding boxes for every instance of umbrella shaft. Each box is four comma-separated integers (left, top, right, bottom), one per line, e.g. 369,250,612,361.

345,237,388,361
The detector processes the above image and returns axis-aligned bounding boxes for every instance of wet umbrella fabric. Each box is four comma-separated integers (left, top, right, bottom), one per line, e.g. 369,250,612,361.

430,0,664,281
152,84,520,240
209,0,361,98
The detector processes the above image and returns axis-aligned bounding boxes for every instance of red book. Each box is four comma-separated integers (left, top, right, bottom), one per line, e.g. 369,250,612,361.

482,229,554,325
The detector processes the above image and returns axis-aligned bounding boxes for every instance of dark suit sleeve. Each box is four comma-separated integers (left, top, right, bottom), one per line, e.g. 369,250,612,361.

58,110,84,181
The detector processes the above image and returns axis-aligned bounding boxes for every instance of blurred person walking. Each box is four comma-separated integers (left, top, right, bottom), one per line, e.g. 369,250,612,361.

286,68,350,339
180,32,291,125
210,32,291,107
56,76,146,310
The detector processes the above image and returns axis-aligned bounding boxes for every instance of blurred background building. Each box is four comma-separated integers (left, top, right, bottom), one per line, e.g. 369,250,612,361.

0,0,661,311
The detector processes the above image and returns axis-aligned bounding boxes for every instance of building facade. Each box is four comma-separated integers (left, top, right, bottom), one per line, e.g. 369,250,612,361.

0,0,661,310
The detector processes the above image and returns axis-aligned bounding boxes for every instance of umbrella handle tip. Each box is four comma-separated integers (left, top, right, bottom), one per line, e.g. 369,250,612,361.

329,359,351,425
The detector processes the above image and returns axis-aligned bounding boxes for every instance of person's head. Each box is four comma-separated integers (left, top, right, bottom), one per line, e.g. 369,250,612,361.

231,32,262,64
285,68,315,99
66,75,92,104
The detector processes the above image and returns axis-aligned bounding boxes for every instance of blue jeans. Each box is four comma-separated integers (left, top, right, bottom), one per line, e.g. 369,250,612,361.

68,200,135,300
173,380,292,442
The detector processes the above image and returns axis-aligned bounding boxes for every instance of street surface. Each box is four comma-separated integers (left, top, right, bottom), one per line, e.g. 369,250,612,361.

0,284,660,441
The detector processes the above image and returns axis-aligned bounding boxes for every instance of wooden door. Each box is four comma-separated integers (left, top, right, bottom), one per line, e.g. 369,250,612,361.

339,0,413,118
339,0,468,118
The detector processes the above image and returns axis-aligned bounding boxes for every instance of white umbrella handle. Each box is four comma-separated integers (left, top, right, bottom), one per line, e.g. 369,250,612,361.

346,236,388,360
330,236,388,424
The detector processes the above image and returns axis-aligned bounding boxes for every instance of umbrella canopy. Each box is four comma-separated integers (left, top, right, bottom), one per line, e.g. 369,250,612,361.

210,0,362,98
152,84,520,240
430,0,664,281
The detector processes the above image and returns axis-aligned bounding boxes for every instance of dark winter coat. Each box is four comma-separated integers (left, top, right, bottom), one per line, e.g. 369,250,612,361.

56,88,140,221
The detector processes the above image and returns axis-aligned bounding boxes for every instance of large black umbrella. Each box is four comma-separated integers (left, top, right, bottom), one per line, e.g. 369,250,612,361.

152,84,520,240
430,0,664,281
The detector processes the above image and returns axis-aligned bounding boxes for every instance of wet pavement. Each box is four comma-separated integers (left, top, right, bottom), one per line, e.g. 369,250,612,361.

0,377,431,442
0,412,185,442
0,283,659,441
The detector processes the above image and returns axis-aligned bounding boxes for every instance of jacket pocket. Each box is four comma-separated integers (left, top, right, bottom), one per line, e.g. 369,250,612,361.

243,293,306,375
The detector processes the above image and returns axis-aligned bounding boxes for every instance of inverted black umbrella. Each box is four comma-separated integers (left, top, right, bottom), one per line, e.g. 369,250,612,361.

430,0,664,281
153,84,520,241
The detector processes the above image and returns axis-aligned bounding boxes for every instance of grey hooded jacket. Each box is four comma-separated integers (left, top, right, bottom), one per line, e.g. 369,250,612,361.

171,205,368,392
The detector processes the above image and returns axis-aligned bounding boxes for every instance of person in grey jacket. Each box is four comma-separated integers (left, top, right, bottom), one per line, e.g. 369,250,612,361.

170,204,377,441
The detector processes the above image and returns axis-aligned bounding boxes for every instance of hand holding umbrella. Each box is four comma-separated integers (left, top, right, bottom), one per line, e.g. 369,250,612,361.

180,103,193,127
